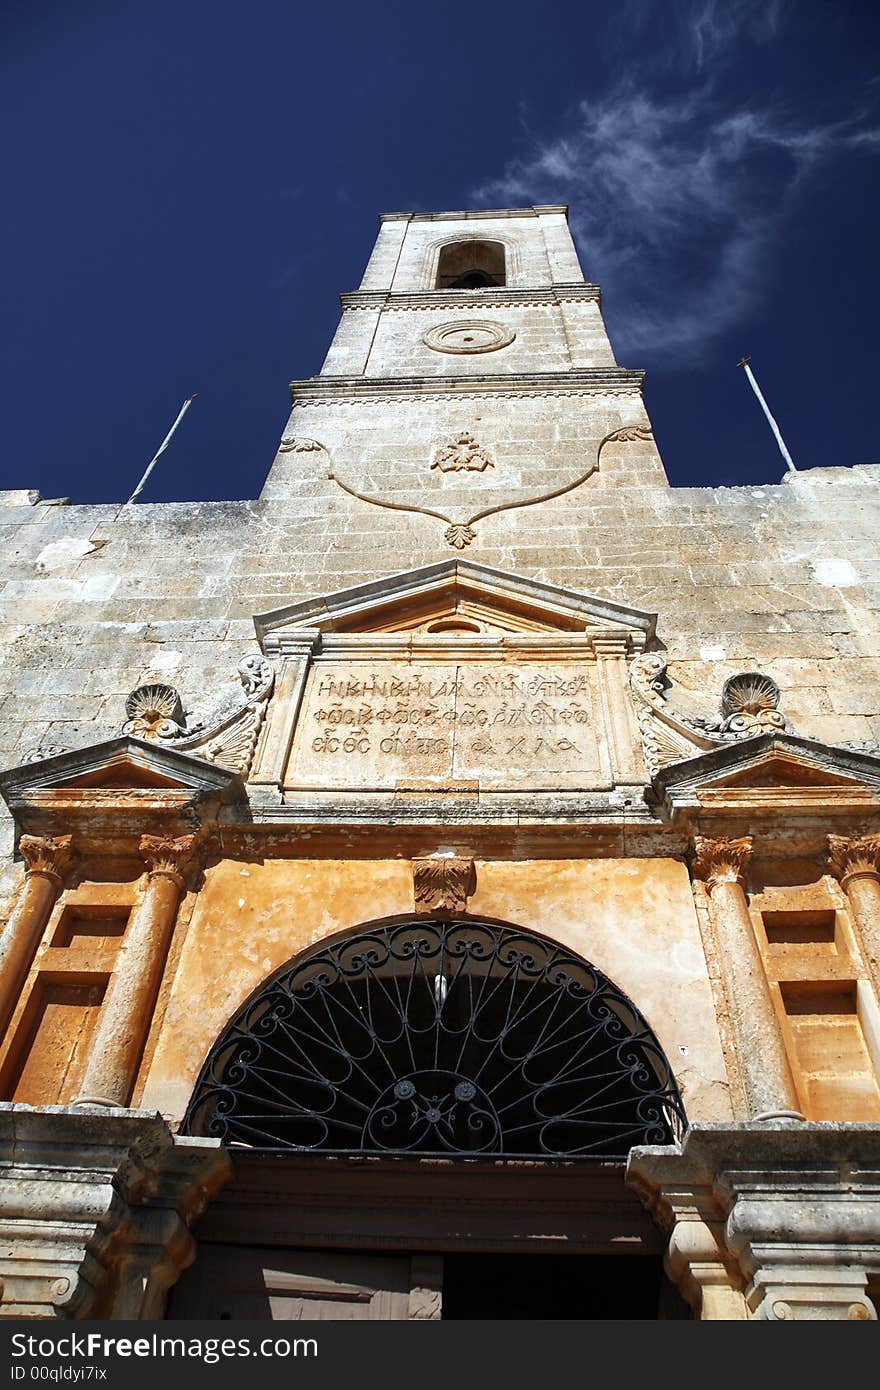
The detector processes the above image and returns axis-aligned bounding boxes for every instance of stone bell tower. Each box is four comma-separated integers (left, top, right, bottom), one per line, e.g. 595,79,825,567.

262,206,668,550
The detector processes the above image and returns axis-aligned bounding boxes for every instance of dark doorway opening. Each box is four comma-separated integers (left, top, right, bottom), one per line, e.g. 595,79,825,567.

442,1252,686,1320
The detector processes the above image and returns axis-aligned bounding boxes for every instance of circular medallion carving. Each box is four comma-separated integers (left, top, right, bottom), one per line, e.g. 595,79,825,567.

423,320,515,355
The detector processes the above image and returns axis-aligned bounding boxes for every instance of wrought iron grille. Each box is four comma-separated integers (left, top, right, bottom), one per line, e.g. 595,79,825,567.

183,919,686,1159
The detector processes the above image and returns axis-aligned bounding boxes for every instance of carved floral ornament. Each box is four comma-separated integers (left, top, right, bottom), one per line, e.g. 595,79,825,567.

138,833,199,887
431,433,494,474
121,655,274,778
412,856,476,915
629,655,790,774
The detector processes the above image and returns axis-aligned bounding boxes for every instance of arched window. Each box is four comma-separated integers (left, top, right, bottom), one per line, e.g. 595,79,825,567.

183,918,685,1159
436,240,506,289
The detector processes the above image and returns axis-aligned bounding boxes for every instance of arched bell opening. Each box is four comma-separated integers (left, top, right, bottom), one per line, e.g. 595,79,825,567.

182,917,686,1160
435,240,506,288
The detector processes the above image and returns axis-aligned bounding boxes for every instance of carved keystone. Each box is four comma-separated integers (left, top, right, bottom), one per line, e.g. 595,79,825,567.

413,856,476,915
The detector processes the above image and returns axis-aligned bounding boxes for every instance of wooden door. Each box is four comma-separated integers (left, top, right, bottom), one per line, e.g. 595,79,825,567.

168,1246,441,1320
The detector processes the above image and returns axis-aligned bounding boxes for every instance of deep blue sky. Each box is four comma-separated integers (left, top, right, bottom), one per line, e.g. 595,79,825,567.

2,0,878,503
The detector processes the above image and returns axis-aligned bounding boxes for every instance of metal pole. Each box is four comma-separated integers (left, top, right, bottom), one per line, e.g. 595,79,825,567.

737,358,797,473
124,395,197,505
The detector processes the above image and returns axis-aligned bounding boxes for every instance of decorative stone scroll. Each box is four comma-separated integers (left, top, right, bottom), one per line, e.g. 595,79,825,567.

278,436,325,454
630,656,790,774
413,856,476,914
122,655,274,777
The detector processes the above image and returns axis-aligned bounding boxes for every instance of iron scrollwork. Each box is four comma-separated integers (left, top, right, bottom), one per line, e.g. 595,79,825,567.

183,919,686,1160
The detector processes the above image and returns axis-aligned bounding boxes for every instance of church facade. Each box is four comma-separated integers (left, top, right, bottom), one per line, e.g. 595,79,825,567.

0,206,879,1320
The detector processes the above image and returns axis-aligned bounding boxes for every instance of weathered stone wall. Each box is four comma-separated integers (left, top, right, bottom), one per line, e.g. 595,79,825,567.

2,463,877,812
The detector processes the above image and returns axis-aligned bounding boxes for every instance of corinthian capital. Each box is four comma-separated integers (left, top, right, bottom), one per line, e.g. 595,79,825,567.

691,835,753,892
827,833,880,886
138,834,199,888
19,834,75,887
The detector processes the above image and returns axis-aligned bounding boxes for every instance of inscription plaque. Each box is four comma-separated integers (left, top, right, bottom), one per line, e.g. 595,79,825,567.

286,660,604,791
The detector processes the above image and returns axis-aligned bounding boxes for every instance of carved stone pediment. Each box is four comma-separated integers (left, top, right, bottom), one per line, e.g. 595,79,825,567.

651,734,880,821
255,560,657,646
249,563,656,798
0,736,245,839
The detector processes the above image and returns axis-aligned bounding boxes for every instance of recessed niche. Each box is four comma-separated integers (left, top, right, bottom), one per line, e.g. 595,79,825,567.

3,977,108,1105
761,909,837,950
52,903,130,948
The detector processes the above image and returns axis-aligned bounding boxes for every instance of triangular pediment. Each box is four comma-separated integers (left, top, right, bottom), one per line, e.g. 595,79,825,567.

0,736,245,799
653,734,880,815
255,560,656,651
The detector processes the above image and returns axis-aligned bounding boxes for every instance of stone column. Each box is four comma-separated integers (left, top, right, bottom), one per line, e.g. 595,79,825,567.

828,834,880,1003
594,638,644,783
691,836,800,1116
0,835,74,1036
75,834,198,1108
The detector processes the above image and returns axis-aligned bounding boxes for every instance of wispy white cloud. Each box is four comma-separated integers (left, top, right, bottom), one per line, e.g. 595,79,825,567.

474,83,879,360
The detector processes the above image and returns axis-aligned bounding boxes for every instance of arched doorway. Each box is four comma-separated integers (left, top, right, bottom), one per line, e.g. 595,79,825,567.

172,919,688,1319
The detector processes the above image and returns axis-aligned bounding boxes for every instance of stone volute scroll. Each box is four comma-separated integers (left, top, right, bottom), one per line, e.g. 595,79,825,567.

630,659,789,774
690,836,800,1118
412,856,476,915
75,833,200,1109
828,833,880,1002
0,834,75,1037
121,654,274,777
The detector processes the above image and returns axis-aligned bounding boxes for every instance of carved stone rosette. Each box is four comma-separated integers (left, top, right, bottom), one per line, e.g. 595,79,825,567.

413,856,476,915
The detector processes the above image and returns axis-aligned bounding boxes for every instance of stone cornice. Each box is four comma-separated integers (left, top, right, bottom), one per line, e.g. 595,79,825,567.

380,206,569,223
339,286,601,312
289,368,644,405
